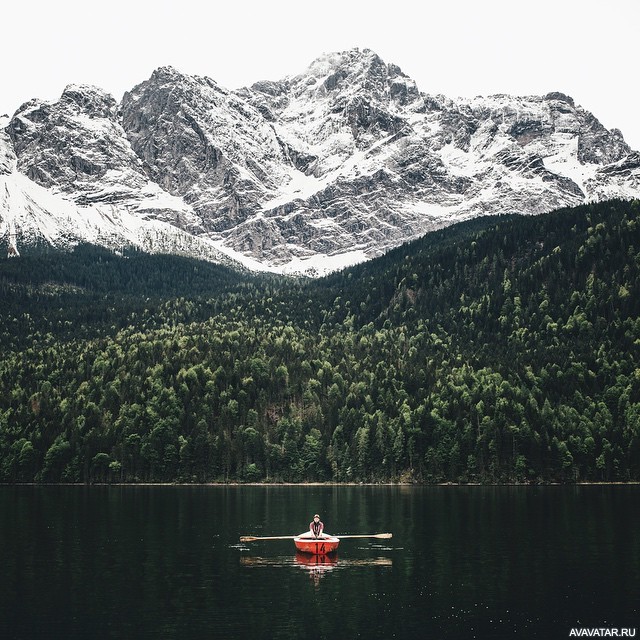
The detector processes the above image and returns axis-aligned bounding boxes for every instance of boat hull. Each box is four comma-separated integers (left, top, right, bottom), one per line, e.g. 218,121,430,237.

294,536,340,555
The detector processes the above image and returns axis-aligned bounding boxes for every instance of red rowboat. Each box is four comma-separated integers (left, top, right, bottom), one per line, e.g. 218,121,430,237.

239,532,390,554
294,535,340,555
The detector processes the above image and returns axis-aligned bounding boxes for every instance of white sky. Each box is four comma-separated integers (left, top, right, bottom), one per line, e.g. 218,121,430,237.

1,0,638,150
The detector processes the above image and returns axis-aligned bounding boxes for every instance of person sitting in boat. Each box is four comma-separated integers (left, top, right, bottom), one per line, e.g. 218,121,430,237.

310,514,324,538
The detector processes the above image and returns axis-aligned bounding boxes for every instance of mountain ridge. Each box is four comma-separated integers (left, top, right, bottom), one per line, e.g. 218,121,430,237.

2,48,640,275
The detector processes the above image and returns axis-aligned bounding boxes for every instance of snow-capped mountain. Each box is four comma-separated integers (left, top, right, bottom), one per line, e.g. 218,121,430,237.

0,87,231,265
3,48,640,275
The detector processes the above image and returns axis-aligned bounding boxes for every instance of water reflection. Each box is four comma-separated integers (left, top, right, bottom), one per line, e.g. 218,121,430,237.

297,552,337,585
240,553,393,585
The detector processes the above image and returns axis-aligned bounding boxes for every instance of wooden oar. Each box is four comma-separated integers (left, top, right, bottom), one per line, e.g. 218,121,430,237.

335,533,392,540
240,535,296,542
240,533,393,542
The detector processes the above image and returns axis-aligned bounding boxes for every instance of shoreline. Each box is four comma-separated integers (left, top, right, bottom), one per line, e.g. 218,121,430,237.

2,481,639,487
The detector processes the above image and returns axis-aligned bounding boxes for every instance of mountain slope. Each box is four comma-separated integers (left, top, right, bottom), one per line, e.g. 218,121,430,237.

1,89,240,265
1,199,638,483
2,48,640,274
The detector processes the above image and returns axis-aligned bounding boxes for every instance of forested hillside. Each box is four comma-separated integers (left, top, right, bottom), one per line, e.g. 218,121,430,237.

1,199,639,483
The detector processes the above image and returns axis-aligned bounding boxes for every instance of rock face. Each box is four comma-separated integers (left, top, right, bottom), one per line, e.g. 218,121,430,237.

121,67,291,233
6,84,206,231
0,91,227,262
2,48,640,274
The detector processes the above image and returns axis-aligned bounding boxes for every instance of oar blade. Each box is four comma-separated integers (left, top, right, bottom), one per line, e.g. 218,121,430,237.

335,533,393,540
239,535,297,542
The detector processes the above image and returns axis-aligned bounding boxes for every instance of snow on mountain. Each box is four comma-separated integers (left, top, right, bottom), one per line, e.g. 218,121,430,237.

1,88,236,264
2,48,640,275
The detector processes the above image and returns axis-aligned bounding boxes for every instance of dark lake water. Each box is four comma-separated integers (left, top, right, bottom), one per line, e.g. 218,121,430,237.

0,485,638,639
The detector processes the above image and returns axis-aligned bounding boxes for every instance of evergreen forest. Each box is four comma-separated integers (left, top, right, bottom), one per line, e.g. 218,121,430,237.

1,199,639,484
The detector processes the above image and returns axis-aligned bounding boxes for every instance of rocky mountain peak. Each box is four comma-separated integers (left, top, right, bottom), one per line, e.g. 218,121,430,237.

304,48,384,81
146,65,223,94
7,85,143,191
2,49,640,275
150,65,184,82
543,91,575,106
292,48,421,108
121,65,292,233
60,84,118,119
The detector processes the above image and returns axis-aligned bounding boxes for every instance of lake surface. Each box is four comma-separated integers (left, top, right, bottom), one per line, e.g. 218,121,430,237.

0,485,638,639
